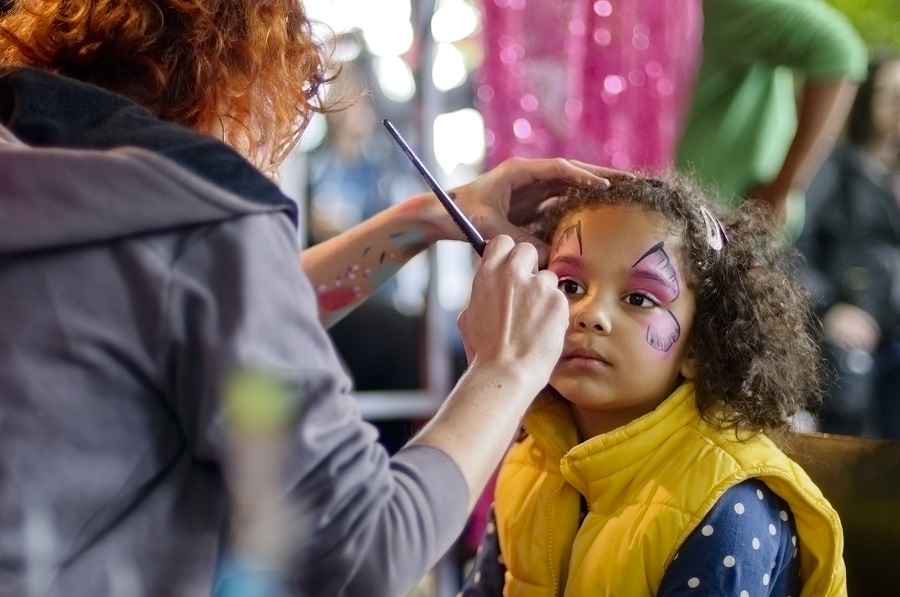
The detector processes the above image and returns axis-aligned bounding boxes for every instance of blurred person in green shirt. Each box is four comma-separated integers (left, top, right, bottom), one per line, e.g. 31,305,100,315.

676,0,868,229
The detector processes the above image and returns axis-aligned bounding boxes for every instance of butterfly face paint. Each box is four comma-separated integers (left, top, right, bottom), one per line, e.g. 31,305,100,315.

547,205,697,437
630,242,682,352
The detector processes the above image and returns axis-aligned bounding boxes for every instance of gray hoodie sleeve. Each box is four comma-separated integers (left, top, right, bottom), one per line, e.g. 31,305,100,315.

162,212,469,595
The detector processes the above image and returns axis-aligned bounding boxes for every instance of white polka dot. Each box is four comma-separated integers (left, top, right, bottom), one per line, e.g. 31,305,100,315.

724,555,736,567
769,523,777,536
701,524,714,536
688,577,700,588
752,537,760,550
792,535,797,546
476,545,483,556
794,547,798,559
757,488,764,499
473,571,482,583
734,502,745,514
780,510,788,521
674,552,679,559
486,522,496,534
741,592,750,597
763,573,770,586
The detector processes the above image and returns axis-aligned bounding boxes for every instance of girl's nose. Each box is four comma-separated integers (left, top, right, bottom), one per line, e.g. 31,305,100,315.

574,303,611,333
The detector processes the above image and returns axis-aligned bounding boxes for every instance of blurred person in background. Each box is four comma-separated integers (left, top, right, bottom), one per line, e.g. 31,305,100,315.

795,51,900,439
676,0,867,227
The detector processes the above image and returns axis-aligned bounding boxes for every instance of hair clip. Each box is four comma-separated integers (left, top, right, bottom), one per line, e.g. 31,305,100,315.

699,206,728,251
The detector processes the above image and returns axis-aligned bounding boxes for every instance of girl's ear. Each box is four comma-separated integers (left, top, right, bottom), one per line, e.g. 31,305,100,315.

680,350,698,380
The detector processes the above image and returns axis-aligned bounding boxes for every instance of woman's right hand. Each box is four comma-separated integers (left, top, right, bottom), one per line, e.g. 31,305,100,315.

457,235,568,397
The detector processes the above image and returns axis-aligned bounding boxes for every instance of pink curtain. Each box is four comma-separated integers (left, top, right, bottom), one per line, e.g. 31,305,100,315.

477,0,703,173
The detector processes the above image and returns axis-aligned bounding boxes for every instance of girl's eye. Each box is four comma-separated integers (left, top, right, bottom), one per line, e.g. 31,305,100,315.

558,279,585,295
625,293,656,308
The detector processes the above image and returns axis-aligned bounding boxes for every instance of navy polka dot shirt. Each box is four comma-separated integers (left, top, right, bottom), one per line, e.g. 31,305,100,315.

460,478,800,596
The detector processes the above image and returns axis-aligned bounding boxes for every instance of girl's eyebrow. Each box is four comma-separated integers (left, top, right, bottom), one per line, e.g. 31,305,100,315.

631,241,679,294
630,269,673,287
548,254,584,269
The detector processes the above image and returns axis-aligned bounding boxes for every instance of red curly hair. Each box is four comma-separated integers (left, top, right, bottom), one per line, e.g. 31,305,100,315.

0,0,330,173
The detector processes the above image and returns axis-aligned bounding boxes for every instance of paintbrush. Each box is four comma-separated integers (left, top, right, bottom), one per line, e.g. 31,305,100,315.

382,119,486,256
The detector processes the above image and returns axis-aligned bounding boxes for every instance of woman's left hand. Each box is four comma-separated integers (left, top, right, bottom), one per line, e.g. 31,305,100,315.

427,157,627,266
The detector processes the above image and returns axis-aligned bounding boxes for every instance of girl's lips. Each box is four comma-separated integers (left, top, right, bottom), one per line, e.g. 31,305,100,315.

563,348,611,367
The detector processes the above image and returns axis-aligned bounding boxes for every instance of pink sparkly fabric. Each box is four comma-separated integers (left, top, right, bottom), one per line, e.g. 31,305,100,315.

477,0,703,173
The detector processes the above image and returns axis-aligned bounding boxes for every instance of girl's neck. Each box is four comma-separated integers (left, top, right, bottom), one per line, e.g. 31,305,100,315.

570,400,661,440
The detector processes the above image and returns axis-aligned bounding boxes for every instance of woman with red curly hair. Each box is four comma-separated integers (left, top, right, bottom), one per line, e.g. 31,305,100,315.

0,1,620,595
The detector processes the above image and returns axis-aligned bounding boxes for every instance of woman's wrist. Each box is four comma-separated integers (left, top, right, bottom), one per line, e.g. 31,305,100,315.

396,191,465,245
462,357,549,408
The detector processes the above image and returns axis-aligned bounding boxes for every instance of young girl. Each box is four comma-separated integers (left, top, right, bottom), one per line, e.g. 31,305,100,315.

461,175,845,596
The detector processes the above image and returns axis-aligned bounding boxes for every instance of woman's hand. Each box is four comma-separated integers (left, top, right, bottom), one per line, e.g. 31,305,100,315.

421,158,626,266
457,235,567,385
411,235,568,511
823,302,881,353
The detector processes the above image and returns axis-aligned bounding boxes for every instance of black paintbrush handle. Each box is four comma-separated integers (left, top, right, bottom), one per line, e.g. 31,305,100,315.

383,119,486,255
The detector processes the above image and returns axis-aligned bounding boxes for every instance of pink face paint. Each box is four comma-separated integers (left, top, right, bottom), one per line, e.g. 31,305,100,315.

547,254,583,280
646,310,681,352
631,242,682,352
630,242,679,302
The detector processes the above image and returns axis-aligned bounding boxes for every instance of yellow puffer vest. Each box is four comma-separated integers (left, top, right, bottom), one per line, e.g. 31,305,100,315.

494,382,845,596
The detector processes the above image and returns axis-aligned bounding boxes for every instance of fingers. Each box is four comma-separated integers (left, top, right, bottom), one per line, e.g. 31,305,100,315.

478,234,548,274
476,234,518,268
566,159,635,180
501,157,627,189
480,221,551,268
510,231,550,270
462,235,567,381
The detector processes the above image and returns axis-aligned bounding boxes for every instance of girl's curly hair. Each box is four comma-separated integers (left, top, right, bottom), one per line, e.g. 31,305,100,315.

0,0,330,173
534,174,826,435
